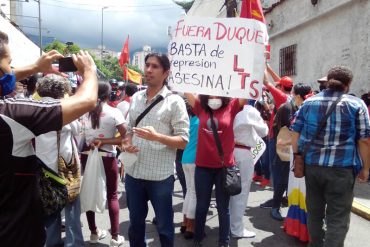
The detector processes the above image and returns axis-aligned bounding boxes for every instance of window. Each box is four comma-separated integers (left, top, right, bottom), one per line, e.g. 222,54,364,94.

279,44,296,76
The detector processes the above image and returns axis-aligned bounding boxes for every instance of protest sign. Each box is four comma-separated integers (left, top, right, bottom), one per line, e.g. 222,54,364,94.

168,16,268,99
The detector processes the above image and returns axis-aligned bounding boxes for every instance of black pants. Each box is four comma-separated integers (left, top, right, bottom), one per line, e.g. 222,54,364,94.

305,165,355,247
272,155,290,209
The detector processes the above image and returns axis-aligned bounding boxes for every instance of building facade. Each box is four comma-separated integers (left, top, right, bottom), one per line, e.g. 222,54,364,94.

132,45,151,72
264,0,369,95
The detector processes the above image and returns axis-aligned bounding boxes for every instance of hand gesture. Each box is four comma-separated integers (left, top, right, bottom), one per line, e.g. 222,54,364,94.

35,50,63,74
133,126,159,142
72,50,96,75
121,137,139,153
357,168,369,183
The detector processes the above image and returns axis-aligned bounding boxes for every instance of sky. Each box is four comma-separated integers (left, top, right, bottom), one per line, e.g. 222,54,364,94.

16,0,187,52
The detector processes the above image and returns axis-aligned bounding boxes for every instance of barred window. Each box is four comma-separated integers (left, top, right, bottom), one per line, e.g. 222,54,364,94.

279,44,297,76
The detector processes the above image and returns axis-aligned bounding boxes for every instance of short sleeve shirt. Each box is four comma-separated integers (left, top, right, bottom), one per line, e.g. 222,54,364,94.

82,103,126,153
193,99,241,168
291,91,370,169
0,97,63,246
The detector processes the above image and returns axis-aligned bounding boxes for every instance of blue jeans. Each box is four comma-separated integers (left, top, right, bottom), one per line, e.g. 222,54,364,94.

125,174,174,247
194,167,230,245
45,196,84,247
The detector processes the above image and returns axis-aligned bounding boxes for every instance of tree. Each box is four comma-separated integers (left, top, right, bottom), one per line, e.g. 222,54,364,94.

43,40,81,55
173,0,195,13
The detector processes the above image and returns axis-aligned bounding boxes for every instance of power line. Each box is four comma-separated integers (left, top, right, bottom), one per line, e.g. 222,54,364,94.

39,1,181,13
44,0,178,8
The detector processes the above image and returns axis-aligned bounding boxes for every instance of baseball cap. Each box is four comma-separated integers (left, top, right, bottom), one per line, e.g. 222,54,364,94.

276,76,293,88
317,76,327,83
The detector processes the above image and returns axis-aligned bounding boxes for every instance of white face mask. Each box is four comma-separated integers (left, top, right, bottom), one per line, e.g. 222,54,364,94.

208,98,222,110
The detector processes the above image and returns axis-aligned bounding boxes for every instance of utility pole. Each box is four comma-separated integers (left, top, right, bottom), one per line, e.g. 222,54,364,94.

36,0,42,56
101,6,108,62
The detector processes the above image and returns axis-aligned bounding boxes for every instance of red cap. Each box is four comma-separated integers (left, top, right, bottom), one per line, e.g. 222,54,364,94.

276,76,293,88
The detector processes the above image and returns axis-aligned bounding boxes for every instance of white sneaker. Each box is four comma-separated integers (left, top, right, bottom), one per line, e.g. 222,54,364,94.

110,235,125,247
231,229,256,238
90,229,108,244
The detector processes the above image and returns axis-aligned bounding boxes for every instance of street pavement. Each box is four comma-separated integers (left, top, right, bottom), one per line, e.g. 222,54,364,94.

353,181,370,220
74,178,370,247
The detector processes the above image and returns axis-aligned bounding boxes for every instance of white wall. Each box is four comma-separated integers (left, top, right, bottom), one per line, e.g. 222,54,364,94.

0,15,40,67
266,0,370,95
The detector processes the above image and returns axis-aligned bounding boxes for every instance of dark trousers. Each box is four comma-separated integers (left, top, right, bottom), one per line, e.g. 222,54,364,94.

268,138,277,188
194,167,230,246
175,160,187,198
305,165,355,247
255,137,271,179
272,155,290,208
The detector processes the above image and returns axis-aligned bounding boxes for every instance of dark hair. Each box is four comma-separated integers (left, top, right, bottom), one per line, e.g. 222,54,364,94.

125,82,138,97
89,81,111,129
361,93,370,106
144,53,170,85
199,94,230,113
327,66,353,91
0,31,9,59
282,85,293,92
36,74,71,99
293,83,312,100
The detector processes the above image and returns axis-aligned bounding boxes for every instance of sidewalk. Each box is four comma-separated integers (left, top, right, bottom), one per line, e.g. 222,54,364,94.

352,181,370,220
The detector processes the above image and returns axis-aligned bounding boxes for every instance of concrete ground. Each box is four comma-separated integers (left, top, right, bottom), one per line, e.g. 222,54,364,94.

73,178,370,247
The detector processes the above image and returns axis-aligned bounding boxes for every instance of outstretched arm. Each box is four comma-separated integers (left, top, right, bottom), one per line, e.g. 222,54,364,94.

60,51,98,125
184,93,197,108
266,63,281,83
357,138,370,182
14,50,63,80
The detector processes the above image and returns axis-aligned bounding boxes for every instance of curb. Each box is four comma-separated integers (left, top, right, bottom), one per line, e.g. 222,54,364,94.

352,200,370,221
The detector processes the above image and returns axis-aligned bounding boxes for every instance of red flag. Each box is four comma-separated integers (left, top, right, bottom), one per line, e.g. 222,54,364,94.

240,0,265,23
119,36,129,68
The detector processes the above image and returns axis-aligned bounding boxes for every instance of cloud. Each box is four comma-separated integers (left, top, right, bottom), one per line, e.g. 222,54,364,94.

18,0,186,52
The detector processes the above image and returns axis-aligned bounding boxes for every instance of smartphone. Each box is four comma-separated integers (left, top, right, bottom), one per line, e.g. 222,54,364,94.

58,57,77,72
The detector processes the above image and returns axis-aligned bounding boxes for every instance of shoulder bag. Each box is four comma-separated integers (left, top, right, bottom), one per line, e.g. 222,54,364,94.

293,95,343,178
209,111,241,196
38,159,68,216
119,95,164,169
57,131,81,203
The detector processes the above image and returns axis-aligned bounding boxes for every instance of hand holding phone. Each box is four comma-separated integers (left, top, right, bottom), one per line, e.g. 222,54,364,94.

58,57,78,72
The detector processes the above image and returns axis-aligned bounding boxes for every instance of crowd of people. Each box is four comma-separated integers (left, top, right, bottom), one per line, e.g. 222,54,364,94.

1,29,370,247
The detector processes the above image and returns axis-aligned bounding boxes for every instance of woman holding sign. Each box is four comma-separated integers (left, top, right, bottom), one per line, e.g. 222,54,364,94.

185,93,246,247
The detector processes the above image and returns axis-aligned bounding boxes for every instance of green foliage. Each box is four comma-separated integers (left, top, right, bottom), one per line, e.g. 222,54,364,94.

43,40,81,55
44,42,142,81
173,0,195,13
88,52,144,81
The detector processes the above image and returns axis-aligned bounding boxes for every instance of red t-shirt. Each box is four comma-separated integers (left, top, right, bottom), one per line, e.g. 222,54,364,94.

266,84,289,138
193,99,241,168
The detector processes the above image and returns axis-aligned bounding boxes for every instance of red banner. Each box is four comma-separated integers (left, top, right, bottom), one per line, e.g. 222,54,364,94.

119,36,129,68
240,0,265,23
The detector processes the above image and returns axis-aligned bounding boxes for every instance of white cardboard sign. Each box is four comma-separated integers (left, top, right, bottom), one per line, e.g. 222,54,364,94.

168,16,268,99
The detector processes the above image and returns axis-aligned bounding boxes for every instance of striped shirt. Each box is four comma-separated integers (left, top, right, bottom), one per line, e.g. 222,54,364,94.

291,90,370,171
125,86,189,181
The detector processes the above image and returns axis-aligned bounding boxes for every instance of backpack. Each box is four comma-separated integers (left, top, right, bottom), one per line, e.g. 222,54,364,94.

57,131,81,203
